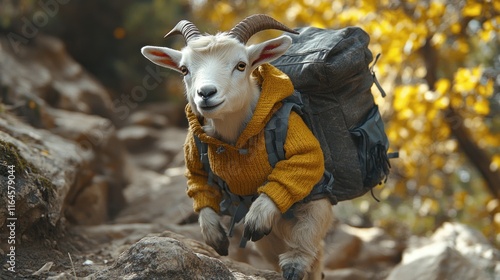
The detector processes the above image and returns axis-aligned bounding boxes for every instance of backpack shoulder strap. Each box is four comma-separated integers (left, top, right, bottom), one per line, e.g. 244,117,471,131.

265,91,304,167
193,134,217,187
192,134,256,244
370,53,387,98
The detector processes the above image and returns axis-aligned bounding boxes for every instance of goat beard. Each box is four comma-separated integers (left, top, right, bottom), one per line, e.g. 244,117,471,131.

202,120,216,137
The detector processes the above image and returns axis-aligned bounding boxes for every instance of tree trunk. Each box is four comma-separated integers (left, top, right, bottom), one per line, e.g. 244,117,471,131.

444,108,500,198
420,38,500,198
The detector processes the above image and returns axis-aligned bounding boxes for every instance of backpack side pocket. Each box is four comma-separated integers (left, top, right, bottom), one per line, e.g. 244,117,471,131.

350,105,390,188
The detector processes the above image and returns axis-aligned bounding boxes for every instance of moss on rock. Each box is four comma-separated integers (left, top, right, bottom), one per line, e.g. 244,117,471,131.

0,139,56,192
0,139,29,176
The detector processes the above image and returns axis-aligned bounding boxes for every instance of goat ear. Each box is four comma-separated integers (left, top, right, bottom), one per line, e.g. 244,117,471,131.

141,46,183,73
247,35,292,71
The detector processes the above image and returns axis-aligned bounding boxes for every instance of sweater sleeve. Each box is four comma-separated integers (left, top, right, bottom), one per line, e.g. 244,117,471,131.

184,130,222,213
258,111,324,213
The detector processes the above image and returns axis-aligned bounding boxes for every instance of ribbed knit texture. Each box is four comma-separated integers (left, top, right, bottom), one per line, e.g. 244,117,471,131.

184,63,324,213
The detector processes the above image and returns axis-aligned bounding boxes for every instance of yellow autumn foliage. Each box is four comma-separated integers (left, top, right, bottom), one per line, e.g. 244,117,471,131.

193,0,500,244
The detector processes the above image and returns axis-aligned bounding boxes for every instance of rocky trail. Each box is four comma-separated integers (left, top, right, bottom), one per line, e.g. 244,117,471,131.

1,35,499,280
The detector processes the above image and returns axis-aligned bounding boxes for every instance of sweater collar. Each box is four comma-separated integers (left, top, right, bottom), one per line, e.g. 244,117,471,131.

186,63,294,149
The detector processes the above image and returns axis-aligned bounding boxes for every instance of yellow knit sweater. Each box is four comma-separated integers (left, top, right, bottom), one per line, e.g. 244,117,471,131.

184,64,324,214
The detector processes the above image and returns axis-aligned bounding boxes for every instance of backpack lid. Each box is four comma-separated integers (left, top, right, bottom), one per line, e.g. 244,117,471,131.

273,26,373,95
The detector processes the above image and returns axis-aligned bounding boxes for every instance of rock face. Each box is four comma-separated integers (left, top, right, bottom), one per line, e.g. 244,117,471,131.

0,33,129,244
0,114,89,237
0,35,115,121
49,108,129,223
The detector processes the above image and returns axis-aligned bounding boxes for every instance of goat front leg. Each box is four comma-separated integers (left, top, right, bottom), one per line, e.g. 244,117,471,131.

199,207,230,256
243,193,280,242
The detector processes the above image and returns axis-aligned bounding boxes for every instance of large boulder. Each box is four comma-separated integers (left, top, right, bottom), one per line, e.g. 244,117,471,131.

387,222,500,280
431,222,500,276
322,223,402,280
93,231,282,280
0,113,91,243
387,242,490,280
94,236,235,280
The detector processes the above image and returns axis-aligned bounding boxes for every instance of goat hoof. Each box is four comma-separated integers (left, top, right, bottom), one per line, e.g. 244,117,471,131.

212,239,229,256
243,225,271,242
207,223,229,256
212,236,229,256
282,263,305,280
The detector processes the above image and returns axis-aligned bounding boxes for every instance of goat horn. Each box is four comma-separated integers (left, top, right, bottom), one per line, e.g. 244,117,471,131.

228,14,298,44
164,20,201,44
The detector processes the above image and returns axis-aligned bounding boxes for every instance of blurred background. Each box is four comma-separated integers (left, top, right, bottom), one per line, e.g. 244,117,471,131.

0,0,499,277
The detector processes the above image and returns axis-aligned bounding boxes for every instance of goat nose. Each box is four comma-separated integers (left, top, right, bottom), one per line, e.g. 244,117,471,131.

197,85,217,99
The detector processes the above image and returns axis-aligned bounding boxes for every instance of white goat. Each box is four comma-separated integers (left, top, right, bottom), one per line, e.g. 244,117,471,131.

142,15,333,280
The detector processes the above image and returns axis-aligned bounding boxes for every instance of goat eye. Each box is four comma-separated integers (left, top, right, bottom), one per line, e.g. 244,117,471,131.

180,66,189,76
236,62,246,72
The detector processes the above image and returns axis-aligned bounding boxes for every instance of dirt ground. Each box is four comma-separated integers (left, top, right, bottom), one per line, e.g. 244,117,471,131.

3,166,195,280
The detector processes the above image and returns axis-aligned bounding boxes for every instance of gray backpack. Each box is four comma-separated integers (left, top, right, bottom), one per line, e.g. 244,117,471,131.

269,26,397,203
